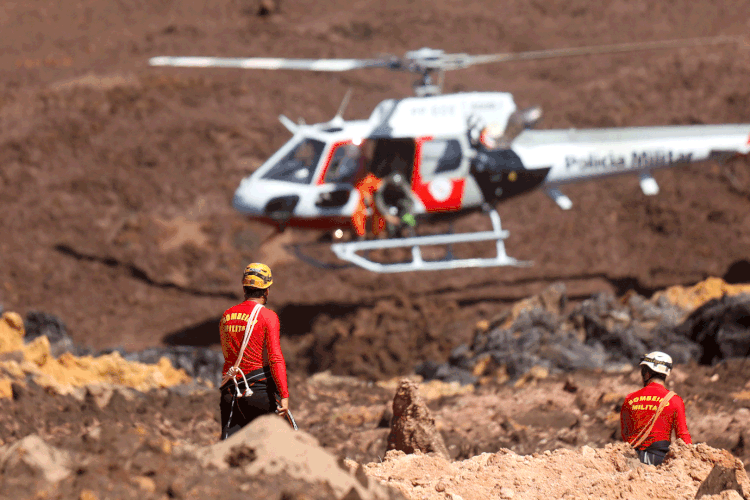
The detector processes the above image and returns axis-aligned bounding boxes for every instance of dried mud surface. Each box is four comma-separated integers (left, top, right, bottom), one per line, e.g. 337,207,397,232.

2,361,750,499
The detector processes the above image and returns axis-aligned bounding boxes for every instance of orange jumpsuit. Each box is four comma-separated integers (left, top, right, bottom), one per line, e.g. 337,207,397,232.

352,173,385,237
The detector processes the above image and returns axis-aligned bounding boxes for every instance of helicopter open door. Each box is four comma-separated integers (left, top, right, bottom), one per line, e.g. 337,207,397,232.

361,136,486,218
368,138,416,181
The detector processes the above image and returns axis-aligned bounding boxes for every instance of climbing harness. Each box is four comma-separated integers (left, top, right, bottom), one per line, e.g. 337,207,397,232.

222,303,264,397
221,368,273,440
220,303,263,441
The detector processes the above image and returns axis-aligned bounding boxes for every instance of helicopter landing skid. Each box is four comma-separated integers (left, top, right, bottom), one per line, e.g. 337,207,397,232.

330,209,531,273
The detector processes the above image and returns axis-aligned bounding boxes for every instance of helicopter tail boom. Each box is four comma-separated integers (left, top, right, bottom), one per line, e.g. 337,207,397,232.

517,124,750,186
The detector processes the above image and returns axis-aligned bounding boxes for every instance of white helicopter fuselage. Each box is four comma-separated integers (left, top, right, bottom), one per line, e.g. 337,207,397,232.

232,91,750,228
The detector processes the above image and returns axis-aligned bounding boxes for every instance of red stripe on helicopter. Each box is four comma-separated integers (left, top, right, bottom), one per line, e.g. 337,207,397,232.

316,140,356,185
412,137,465,213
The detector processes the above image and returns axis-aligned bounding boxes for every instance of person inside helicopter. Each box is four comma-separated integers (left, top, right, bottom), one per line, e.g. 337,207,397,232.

374,169,416,237
469,106,542,204
364,139,418,238
475,106,541,151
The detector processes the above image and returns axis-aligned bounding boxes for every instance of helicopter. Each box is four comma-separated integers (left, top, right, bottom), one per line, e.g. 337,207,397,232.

149,36,750,273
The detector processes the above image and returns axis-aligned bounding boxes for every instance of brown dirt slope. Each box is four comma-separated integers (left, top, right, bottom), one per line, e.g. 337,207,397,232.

0,0,749,375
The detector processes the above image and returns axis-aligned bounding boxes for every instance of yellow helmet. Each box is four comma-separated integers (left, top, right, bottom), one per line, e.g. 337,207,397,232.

242,263,273,289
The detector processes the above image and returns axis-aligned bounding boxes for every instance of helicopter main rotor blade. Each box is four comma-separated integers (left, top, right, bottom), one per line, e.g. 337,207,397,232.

149,56,387,72
466,35,740,66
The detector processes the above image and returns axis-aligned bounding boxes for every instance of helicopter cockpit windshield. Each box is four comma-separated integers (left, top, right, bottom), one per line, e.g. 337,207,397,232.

262,138,325,184
323,143,366,185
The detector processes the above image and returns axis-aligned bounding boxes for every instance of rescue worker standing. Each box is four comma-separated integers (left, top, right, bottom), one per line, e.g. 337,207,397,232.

352,172,386,238
219,263,290,439
620,351,692,465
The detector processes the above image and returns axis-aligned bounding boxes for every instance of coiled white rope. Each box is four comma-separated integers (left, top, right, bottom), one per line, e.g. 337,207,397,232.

222,303,263,397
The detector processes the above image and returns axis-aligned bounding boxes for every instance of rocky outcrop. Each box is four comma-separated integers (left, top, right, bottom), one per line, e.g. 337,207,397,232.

695,463,747,499
387,379,449,459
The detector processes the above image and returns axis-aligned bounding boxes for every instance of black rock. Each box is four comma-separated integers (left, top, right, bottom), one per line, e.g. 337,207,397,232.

675,294,750,364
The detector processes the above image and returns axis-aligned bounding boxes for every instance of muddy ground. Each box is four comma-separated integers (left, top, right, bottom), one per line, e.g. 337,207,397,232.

1,0,750,498
2,358,749,499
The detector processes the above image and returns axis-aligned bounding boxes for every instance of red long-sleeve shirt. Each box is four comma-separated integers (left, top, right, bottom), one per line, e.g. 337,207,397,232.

620,382,691,449
219,301,289,398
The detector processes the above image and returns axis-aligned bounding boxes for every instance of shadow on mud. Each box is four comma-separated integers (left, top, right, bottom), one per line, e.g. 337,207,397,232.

163,317,223,346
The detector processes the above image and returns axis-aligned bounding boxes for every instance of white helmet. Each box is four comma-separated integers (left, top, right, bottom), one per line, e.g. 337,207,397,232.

640,351,673,376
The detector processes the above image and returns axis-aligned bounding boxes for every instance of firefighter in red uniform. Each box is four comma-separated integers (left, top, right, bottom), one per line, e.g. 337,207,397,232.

620,351,691,465
219,263,291,439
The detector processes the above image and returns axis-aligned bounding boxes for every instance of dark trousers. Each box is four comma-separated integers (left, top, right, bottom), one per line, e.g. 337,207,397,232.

636,440,671,466
220,368,280,440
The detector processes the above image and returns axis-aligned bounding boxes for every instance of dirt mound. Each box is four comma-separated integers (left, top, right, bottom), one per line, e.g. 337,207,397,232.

201,415,401,500
0,409,402,500
364,441,749,500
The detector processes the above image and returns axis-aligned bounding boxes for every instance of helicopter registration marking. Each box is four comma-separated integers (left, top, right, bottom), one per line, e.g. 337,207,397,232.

410,105,457,117
565,150,693,171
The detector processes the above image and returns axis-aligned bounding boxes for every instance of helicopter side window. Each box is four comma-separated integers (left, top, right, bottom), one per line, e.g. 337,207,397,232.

323,143,364,185
262,139,325,184
419,139,463,180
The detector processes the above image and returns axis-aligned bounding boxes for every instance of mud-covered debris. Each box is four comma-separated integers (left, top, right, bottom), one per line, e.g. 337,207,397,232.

24,312,90,358
420,281,748,386
0,312,24,353
656,278,750,311
695,463,747,499
121,346,224,387
0,434,72,483
365,441,750,500
675,294,750,365
0,326,192,398
387,379,449,459
24,311,67,343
